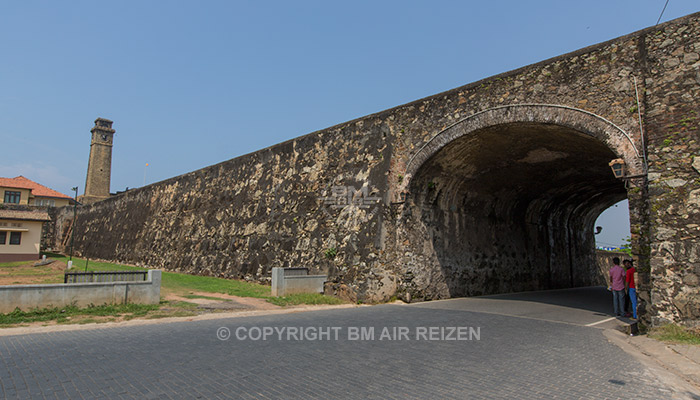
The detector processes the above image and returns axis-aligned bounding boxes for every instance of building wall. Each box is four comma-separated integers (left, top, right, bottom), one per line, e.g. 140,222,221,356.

0,187,31,205
0,219,44,262
29,197,71,208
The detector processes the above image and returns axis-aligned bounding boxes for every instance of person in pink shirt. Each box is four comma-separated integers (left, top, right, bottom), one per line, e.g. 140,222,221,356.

608,257,626,317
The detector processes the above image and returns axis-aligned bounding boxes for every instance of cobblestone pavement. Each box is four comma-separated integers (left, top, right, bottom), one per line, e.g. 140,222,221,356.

0,289,696,399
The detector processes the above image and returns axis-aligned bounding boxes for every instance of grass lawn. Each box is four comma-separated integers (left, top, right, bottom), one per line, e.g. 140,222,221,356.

0,303,159,327
0,258,66,285
43,252,272,298
648,324,700,346
0,260,30,268
0,253,345,326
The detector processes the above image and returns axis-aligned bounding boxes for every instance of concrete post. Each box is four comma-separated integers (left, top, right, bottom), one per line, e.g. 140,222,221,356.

271,267,285,296
148,270,162,304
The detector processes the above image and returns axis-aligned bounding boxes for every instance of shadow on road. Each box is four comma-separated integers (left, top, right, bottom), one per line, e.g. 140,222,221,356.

477,286,612,315
410,285,624,327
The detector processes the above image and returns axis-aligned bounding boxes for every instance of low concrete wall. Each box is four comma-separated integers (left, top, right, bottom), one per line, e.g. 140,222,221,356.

271,267,326,296
0,270,161,313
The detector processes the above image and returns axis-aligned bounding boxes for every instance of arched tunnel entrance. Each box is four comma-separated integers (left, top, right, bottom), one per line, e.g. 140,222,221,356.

397,105,643,300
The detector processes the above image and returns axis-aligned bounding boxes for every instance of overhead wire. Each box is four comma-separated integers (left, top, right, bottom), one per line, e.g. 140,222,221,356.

656,0,670,25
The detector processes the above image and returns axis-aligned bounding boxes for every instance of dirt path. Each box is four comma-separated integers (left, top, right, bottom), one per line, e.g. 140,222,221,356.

164,291,282,311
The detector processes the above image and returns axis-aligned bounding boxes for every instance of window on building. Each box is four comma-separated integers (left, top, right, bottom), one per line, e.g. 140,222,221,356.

0,231,6,245
9,232,21,245
4,191,21,204
35,198,55,206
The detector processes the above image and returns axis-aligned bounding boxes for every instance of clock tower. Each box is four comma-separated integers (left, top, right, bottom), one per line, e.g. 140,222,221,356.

80,118,115,204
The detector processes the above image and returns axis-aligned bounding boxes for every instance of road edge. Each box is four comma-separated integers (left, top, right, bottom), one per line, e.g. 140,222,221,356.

0,303,362,337
603,329,700,398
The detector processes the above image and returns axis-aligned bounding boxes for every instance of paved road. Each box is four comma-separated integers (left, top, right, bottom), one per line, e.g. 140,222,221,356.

0,287,694,399
412,286,630,329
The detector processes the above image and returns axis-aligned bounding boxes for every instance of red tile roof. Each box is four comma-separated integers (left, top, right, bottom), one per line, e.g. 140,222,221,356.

0,176,71,199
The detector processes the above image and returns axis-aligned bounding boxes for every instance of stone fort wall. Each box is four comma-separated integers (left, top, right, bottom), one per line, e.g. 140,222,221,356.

54,12,700,325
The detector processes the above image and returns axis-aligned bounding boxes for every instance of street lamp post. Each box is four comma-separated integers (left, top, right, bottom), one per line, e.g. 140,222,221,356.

68,186,78,269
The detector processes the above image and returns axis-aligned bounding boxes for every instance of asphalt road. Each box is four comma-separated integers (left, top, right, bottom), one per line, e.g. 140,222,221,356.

0,287,692,399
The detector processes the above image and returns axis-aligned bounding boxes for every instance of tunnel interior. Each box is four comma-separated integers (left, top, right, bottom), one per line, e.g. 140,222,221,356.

409,122,628,297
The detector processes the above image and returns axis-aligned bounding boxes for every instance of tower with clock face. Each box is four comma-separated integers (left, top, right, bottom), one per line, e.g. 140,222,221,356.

80,118,115,204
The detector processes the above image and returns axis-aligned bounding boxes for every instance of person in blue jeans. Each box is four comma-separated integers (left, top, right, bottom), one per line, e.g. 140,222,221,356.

609,257,626,317
625,259,638,319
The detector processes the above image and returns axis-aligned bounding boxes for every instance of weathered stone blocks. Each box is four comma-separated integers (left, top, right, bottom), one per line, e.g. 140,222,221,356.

52,12,700,326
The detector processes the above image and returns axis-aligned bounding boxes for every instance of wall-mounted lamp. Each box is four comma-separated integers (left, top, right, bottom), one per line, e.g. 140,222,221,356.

609,159,626,179
608,159,647,181
391,191,409,206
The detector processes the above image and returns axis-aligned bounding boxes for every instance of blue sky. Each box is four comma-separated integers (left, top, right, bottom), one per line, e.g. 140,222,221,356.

1,1,698,247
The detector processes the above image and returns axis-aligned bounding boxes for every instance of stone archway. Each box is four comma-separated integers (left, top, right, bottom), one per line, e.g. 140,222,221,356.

403,104,643,184
394,104,645,301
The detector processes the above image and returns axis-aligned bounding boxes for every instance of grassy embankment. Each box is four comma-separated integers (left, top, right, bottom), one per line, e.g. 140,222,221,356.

648,324,700,346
